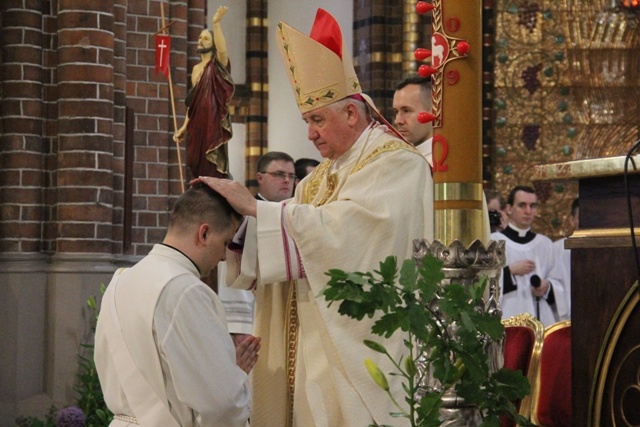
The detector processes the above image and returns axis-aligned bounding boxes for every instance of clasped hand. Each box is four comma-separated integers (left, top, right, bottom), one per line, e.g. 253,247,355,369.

234,334,260,374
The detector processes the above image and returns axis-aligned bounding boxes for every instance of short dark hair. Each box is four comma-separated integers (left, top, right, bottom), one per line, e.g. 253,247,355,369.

257,151,294,174
294,158,320,181
570,197,579,217
484,189,504,208
395,74,432,93
169,184,242,233
507,185,536,206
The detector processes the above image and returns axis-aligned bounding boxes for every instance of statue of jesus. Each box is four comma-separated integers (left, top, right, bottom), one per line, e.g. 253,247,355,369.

174,6,234,179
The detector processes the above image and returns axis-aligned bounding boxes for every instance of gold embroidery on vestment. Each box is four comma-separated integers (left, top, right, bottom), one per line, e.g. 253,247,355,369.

350,140,417,174
284,280,298,427
302,160,331,205
315,173,337,207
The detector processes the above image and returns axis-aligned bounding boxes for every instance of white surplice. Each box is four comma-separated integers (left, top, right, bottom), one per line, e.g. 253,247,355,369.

416,137,433,168
95,244,251,427
217,260,255,334
492,227,568,326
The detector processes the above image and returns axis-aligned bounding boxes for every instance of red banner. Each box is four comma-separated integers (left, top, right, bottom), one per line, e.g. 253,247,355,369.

155,34,171,78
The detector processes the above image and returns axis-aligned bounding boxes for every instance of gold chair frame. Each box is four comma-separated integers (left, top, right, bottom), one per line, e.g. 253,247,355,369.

529,319,572,426
502,313,545,421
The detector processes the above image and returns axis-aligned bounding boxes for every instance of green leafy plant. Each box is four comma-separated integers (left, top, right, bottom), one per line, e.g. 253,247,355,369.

322,255,535,427
76,285,113,427
15,405,57,427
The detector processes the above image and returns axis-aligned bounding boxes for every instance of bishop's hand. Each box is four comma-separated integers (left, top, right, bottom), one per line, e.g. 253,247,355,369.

192,176,258,218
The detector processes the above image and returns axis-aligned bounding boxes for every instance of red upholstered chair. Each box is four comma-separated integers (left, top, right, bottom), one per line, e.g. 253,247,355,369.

530,320,572,427
501,313,544,426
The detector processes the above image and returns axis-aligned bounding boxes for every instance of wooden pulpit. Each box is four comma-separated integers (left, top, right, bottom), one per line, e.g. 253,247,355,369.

534,156,640,427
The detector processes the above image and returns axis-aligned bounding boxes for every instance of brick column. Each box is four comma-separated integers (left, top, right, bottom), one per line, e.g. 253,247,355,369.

0,1,49,421
0,0,45,253
45,0,118,404
55,2,115,254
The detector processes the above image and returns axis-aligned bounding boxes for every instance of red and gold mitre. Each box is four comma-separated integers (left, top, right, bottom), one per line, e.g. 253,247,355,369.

276,8,362,113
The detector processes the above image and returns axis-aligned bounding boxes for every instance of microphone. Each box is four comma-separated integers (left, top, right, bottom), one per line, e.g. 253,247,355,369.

530,274,541,288
530,274,541,320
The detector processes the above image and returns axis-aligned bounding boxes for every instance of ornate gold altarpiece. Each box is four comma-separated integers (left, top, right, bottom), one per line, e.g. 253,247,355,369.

492,1,640,239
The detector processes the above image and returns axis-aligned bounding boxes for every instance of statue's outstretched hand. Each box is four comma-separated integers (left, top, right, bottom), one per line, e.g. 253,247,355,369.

213,6,228,24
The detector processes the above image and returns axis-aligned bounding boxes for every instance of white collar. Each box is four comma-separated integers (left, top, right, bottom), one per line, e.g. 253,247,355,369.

507,223,530,238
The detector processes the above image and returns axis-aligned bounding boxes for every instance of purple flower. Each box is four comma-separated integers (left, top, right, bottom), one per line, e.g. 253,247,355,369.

56,406,86,427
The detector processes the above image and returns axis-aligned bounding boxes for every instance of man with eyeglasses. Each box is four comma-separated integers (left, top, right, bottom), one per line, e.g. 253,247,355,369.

255,152,296,203
218,151,295,349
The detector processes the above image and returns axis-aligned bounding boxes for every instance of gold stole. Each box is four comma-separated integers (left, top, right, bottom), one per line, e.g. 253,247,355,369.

283,159,331,425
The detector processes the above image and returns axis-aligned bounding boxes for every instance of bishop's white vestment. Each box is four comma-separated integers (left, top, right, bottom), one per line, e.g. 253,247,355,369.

227,122,434,427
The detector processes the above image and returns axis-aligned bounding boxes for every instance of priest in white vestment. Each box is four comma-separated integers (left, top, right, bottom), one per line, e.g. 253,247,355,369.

95,186,260,427
196,8,433,427
491,186,568,326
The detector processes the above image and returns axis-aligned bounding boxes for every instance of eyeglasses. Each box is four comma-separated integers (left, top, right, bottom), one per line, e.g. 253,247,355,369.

260,171,297,181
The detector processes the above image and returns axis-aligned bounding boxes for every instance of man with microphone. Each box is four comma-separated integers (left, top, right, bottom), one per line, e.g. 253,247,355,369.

491,185,569,326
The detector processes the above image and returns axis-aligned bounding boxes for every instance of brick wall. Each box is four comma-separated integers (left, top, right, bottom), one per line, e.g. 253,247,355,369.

125,0,190,255
0,0,214,418
0,0,213,257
